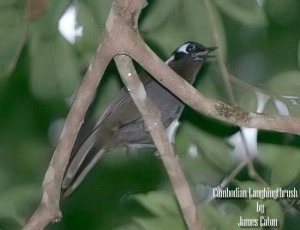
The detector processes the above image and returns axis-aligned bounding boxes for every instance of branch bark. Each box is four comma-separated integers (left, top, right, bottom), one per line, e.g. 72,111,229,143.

23,0,300,229
22,31,114,230
115,55,202,230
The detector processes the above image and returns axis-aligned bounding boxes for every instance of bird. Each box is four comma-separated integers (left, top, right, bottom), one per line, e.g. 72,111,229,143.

61,41,216,196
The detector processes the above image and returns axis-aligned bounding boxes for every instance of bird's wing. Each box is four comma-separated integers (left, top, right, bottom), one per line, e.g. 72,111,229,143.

95,71,152,127
62,72,153,196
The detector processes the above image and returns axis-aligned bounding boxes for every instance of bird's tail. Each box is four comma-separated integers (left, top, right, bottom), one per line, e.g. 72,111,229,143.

62,128,106,197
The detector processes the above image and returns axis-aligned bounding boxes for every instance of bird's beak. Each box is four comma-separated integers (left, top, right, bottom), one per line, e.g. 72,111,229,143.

194,47,217,59
207,47,218,52
204,46,217,58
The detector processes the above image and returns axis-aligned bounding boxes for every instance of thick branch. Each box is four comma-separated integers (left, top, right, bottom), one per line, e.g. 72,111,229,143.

114,55,202,230
22,39,113,230
126,43,300,134
103,3,300,134
22,1,146,229
24,0,300,229
97,0,300,133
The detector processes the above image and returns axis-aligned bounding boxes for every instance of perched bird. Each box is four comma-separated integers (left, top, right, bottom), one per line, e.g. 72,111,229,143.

62,41,216,196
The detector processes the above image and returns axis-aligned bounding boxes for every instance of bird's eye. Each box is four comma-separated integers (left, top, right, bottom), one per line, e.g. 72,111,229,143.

186,44,195,53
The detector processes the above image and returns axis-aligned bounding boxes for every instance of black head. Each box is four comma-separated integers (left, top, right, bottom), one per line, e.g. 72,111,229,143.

166,41,217,64
166,41,217,84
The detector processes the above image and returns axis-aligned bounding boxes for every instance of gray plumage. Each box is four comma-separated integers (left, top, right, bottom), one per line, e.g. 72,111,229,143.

62,41,216,196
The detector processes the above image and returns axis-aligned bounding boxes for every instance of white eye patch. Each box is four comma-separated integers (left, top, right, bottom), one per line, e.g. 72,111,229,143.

177,43,190,54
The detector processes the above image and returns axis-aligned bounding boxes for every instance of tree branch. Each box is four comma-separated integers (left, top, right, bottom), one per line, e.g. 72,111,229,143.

114,54,202,230
126,42,300,134
203,0,235,104
23,0,300,229
22,33,114,230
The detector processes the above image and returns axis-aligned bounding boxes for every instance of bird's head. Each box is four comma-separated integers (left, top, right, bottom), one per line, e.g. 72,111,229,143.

166,41,217,84
168,41,217,63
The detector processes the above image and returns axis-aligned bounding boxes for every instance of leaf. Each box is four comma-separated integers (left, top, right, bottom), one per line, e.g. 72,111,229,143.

0,185,40,226
214,0,268,27
76,0,103,59
177,123,233,186
200,202,239,230
132,192,179,217
141,2,191,56
140,0,181,32
84,0,112,24
113,223,140,230
0,6,26,78
298,40,300,69
133,215,184,230
265,0,299,26
29,34,80,99
142,0,226,60
271,150,300,187
183,0,226,56
0,0,18,8
236,181,283,228
257,144,282,168
127,191,185,230
266,71,300,115
267,71,300,96
257,144,300,187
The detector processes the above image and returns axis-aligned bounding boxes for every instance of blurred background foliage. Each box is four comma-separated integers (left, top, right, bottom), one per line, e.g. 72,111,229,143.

0,0,300,229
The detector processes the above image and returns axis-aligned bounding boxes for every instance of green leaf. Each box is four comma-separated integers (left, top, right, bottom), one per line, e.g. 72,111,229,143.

141,2,191,56
267,71,300,96
142,0,226,60
24,0,81,99
84,0,111,24
177,123,233,185
200,202,239,230
271,150,300,187
0,185,40,226
214,0,268,27
29,34,80,99
113,223,140,230
258,144,300,187
132,192,180,217
183,0,226,56
298,40,300,69
141,0,181,32
133,215,185,230
76,0,104,62
265,0,299,26
266,71,300,115
127,191,185,230
236,181,283,229
0,6,26,78
257,144,281,168
0,0,18,8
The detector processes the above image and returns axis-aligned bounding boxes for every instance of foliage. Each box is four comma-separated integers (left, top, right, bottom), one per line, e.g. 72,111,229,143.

0,0,300,229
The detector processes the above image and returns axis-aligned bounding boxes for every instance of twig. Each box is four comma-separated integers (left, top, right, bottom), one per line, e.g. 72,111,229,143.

202,2,300,219
115,55,202,230
203,0,235,104
203,0,257,174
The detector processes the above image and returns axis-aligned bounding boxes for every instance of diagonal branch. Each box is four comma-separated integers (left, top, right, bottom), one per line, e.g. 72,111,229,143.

114,54,202,230
22,30,114,230
125,41,300,134
23,0,300,229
